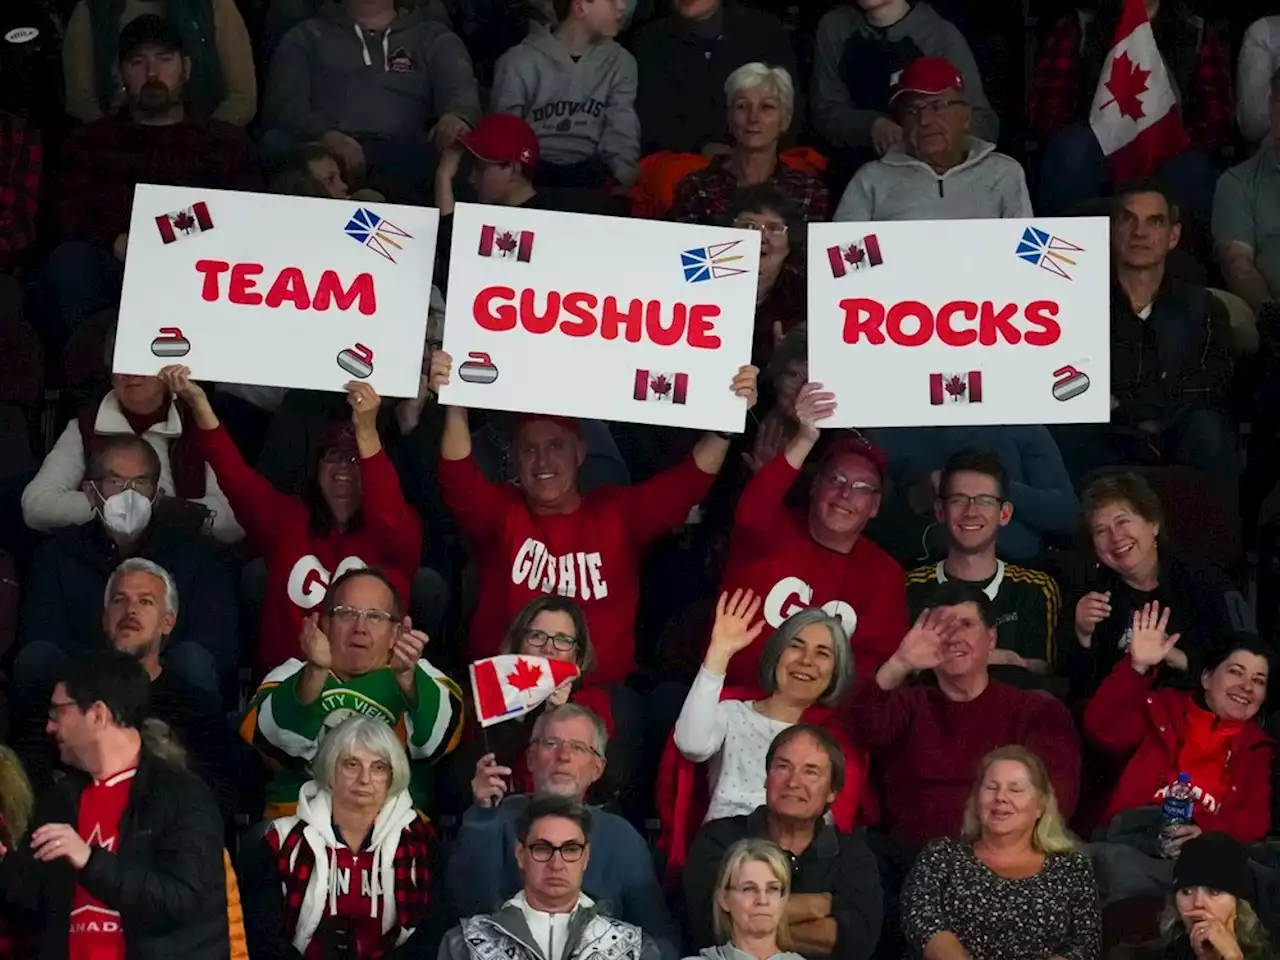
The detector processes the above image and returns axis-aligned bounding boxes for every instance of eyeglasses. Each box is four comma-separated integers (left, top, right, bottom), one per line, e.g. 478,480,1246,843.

95,474,157,497
900,98,967,120
943,494,1004,510
820,472,879,498
734,219,789,237
47,700,78,721
524,628,578,652
524,840,587,862
728,882,785,901
339,755,391,781
329,605,396,629
532,737,600,758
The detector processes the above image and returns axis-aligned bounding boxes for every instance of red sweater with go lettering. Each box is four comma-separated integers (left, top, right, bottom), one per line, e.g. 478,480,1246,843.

717,454,909,691
438,452,714,685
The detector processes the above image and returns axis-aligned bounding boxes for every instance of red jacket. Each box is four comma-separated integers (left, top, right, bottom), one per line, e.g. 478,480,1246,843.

717,455,908,689
438,453,714,686
1083,657,1275,843
198,425,421,675
655,683,868,886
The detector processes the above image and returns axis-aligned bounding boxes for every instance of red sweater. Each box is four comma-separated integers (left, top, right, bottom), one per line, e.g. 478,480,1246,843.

1083,657,1275,843
718,455,908,689
199,425,421,674
847,679,1081,847
438,453,714,685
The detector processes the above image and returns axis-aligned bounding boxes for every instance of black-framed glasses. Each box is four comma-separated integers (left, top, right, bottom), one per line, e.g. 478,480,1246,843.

901,98,967,120
524,839,587,862
943,494,1004,510
329,605,396,628
524,628,577,653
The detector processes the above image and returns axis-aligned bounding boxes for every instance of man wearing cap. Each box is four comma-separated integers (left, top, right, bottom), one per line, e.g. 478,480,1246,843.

429,351,758,688
717,381,909,691
833,56,1030,222
45,14,259,338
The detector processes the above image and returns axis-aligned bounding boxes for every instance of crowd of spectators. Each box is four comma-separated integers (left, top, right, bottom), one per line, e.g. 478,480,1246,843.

2,0,1280,958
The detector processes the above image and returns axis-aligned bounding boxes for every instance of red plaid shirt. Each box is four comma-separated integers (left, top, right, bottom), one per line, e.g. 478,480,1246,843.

669,156,830,225
0,110,40,272
53,114,261,249
1028,14,1234,151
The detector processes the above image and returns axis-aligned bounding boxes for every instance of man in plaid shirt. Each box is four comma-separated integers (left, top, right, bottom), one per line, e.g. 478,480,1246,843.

42,15,259,340
0,110,40,275
1028,0,1231,220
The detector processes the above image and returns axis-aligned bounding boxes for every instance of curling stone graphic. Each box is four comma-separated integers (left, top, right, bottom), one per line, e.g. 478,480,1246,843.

458,351,499,384
1052,365,1090,401
151,327,191,358
337,343,374,379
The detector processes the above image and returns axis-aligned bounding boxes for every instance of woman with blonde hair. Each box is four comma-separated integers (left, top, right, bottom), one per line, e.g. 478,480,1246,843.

902,745,1101,960
687,838,805,960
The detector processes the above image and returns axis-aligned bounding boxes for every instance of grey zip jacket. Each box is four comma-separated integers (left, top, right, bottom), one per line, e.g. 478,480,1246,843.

491,26,640,186
834,136,1032,221
265,4,480,141
440,893,663,960
687,946,809,960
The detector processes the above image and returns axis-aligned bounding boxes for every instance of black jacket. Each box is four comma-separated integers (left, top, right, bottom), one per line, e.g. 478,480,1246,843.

632,4,798,155
1110,275,1235,426
19,514,240,674
683,806,883,960
0,749,229,960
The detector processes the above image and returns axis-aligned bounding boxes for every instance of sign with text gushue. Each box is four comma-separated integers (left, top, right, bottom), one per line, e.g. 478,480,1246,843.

439,203,760,432
807,217,1112,427
114,184,439,397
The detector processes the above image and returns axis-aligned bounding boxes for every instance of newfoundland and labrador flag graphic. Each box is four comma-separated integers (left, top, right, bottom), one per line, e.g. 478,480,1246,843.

155,201,213,243
470,656,581,727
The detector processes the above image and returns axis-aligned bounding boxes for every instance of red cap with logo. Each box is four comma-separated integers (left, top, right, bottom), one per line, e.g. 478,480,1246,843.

890,56,965,104
820,433,890,483
461,113,541,170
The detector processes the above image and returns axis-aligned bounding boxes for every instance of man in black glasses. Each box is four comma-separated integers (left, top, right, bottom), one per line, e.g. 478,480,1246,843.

442,795,662,960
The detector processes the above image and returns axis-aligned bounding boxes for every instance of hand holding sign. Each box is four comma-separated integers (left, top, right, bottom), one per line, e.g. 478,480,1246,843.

158,364,219,430
731,364,760,411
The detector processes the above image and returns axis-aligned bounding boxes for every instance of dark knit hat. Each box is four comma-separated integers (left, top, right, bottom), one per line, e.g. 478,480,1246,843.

1172,831,1255,903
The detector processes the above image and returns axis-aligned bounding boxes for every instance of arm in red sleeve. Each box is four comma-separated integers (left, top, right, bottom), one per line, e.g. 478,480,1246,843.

844,679,915,752
197,424,297,555
728,454,799,557
0,115,41,269
615,454,716,547
852,560,909,681
436,452,514,545
1081,656,1158,757
1021,695,1081,818
1186,26,1234,151
1226,738,1274,844
1026,16,1083,141
357,450,422,570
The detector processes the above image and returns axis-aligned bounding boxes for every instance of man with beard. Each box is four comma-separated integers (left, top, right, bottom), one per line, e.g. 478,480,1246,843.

716,381,908,691
43,14,259,339
905,449,1062,690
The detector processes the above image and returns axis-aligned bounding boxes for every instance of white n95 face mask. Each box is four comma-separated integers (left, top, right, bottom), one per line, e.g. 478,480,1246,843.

100,489,153,537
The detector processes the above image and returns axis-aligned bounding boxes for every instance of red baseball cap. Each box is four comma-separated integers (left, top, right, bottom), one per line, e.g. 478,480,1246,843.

512,413,582,439
820,433,890,483
890,56,965,104
461,113,540,170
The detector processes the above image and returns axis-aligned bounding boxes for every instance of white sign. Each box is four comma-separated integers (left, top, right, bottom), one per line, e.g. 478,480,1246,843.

807,217,1112,427
439,203,760,432
115,184,439,398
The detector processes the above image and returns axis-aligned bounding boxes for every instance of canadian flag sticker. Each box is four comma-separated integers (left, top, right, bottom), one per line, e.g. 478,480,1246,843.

634,370,688,404
930,371,983,405
478,225,534,262
155,202,213,244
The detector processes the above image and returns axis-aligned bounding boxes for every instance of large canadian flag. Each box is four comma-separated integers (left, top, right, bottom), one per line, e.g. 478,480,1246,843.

1088,0,1189,180
469,656,581,728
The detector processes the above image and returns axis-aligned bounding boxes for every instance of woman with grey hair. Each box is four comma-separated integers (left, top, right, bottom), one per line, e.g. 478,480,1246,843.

669,62,829,225
675,588,853,822
241,715,436,959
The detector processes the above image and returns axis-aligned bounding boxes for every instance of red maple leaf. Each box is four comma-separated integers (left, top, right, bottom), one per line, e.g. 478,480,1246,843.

172,210,196,232
495,231,518,254
944,375,967,400
1099,51,1150,122
650,374,672,396
843,244,865,267
506,658,544,693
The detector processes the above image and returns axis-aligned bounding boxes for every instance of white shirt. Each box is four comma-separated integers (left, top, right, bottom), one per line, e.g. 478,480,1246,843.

509,890,594,960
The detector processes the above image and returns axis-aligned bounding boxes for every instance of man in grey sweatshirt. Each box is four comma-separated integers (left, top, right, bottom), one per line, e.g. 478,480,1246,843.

263,0,480,188
834,56,1029,222
491,0,640,188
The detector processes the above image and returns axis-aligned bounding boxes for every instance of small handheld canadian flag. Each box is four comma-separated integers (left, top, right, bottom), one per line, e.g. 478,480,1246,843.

470,656,581,728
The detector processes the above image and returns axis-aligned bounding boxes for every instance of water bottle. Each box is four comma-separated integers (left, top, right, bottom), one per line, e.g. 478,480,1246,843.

1159,772,1195,858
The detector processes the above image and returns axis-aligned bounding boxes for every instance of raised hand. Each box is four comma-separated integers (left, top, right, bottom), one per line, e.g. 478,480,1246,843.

390,617,427,676
730,365,759,410
471,752,512,809
704,589,767,675
346,381,381,430
1128,602,1182,673
428,349,453,393
892,608,958,673
157,364,207,406
1073,591,1112,648
300,613,332,670
792,382,837,439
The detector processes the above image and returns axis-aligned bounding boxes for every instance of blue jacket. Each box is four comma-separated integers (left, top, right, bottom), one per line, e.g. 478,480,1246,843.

445,795,679,960
868,424,1079,560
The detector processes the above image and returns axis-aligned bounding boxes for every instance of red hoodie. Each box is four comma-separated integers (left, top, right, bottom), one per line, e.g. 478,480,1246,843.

198,425,422,674
437,452,714,685
718,454,909,689
1083,657,1275,843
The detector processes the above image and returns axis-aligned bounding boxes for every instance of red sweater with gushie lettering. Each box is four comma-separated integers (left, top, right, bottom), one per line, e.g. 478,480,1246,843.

438,452,714,685
717,454,909,691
